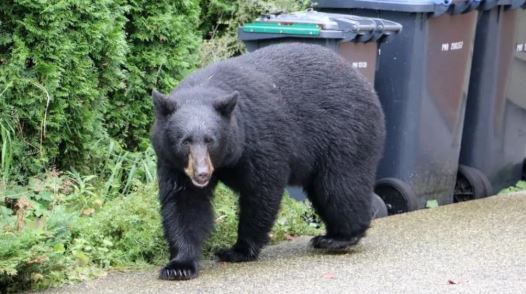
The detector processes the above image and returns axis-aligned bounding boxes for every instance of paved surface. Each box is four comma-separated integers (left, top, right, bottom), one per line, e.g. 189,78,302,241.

44,193,526,294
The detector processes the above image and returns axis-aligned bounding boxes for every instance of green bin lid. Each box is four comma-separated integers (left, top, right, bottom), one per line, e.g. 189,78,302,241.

239,10,402,43
242,22,321,36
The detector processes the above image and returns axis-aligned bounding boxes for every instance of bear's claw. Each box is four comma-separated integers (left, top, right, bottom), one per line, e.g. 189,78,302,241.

159,260,198,281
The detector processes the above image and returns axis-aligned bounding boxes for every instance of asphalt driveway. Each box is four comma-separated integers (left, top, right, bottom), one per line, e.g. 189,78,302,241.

43,192,526,294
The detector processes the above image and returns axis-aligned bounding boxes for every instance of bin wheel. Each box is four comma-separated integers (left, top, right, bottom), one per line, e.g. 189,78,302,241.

473,167,493,196
454,165,492,202
371,193,388,219
374,178,418,215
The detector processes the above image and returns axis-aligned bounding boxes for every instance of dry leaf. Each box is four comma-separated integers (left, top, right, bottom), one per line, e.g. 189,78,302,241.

81,208,96,217
15,197,32,231
322,272,336,280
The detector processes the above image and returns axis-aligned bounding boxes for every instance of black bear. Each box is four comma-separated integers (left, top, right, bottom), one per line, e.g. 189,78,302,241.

151,43,385,280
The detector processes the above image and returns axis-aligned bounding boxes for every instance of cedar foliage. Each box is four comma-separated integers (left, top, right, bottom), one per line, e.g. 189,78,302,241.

0,0,201,179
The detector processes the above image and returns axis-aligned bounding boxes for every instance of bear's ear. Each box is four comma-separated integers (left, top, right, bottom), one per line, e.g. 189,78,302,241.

214,91,238,117
152,89,176,117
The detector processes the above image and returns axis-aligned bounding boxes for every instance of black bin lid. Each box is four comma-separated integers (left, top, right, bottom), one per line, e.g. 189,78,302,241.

315,0,482,15
479,0,526,10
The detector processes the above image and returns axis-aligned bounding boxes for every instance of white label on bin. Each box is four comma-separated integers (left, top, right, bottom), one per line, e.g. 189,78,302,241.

517,43,525,52
352,62,368,69
450,41,463,50
441,41,464,52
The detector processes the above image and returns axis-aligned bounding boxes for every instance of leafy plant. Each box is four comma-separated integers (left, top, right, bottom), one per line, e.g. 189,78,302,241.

499,181,526,194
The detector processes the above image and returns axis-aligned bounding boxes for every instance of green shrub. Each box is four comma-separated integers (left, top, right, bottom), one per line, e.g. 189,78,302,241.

0,0,129,177
0,0,202,178
105,0,202,150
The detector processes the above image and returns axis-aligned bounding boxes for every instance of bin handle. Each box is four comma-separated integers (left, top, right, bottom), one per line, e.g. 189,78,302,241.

363,19,403,43
332,18,374,43
450,0,481,14
370,19,386,42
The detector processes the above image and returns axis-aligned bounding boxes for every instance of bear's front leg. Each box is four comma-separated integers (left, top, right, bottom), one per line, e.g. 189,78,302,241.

158,167,214,280
215,169,286,262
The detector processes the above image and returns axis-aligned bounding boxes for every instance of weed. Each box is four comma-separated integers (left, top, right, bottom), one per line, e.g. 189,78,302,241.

0,119,15,183
499,181,526,194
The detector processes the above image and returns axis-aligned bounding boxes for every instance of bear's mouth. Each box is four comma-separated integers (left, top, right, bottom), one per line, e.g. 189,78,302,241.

191,177,210,188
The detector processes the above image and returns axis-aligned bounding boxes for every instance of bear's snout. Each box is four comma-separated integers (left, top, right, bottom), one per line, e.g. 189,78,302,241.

184,145,214,188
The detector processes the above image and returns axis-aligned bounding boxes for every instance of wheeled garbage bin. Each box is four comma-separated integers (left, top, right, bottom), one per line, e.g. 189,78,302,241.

456,1,526,201
316,0,481,214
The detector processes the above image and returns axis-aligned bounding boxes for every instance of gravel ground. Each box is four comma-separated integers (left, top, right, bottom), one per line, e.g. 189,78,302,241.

42,192,526,294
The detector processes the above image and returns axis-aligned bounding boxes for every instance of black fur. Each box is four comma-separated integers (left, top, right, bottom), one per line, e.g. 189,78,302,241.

151,43,385,280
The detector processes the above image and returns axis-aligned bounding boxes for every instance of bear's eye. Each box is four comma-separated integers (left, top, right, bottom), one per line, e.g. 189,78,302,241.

182,138,192,146
204,136,214,144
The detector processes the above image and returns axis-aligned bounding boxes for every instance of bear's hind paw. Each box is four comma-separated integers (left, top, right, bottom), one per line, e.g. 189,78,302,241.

310,234,362,251
215,247,258,262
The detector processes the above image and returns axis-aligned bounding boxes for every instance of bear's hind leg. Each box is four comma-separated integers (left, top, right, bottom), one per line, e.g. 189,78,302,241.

306,162,374,251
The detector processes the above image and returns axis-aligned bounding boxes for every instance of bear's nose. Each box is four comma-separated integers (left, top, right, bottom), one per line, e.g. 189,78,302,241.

196,171,210,181
195,166,211,183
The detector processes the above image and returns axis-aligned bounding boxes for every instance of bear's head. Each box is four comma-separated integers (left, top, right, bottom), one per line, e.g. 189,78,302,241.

151,88,240,188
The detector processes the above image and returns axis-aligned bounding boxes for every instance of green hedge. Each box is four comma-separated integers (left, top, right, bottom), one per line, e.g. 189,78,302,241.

105,0,201,151
0,0,201,180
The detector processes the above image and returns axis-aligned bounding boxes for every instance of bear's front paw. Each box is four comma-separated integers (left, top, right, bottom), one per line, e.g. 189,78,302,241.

159,259,198,281
215,247,258,262
310,234,362,251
